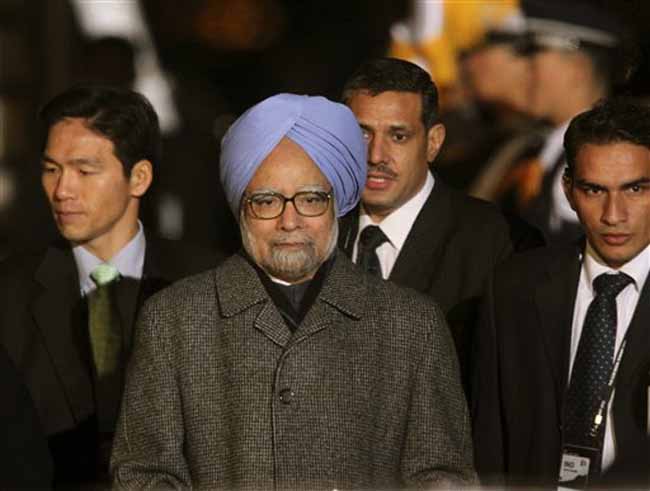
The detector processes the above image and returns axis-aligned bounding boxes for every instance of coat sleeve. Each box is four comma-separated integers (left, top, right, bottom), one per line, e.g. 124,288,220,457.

470,272,506,486
400,301,478,487
111,296,192,489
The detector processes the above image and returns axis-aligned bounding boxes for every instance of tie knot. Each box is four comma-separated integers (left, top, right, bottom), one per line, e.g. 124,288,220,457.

359,225,388,250
91,263,120,287
593,272,633,297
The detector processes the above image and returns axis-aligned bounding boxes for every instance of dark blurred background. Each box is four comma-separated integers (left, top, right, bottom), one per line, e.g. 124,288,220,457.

1,0,649,258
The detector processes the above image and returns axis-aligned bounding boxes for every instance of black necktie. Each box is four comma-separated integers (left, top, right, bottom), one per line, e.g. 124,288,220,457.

563,272,633,471
357,225,388,277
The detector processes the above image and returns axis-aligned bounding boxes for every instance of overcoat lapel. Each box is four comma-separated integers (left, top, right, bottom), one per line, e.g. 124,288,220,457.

534,246,581,408
215,254,364,349
293,254,363,342
31,244,94,420
255,302,292,348
216,255,291,348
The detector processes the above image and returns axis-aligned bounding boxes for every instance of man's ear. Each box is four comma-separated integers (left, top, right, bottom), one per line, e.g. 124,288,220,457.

129,160,153,198
562,171,576,211
426,123,446,163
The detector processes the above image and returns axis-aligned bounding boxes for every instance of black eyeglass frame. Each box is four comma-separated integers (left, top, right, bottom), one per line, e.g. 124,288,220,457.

244,190,333,220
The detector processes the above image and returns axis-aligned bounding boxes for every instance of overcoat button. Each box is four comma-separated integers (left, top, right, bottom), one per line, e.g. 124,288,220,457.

279,388,295,404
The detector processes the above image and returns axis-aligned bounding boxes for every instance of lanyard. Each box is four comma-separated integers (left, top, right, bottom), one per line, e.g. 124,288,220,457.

588,337,628,438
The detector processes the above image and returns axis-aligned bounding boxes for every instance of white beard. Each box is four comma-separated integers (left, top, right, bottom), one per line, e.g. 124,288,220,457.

240,216,338,283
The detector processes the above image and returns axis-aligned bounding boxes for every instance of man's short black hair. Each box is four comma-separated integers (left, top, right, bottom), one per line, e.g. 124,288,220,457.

39,85,161,175
564,97,650,178
341,57,439,130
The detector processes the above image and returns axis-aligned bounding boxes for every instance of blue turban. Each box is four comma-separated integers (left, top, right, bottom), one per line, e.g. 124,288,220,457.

220,93,367,219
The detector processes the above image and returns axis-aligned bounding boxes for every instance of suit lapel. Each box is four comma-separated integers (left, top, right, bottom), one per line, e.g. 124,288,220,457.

338,180,451,294
338,206,359,257
31,244,95,420
617,277,650,384
612,275,650,442
118,237,172,352
534,246,582,407
389,179,451,292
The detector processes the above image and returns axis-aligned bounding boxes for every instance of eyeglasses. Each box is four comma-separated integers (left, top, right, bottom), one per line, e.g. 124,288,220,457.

245,190,332,219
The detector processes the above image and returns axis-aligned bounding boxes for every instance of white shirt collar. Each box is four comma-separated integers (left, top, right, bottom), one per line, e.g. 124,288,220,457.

73,221,147,295
358,170,434,251
582,241,650,295
539,121,569,171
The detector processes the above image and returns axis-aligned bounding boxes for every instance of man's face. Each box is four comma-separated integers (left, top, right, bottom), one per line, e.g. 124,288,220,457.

463,43,532,113
347,90,445,222
240,137,337,283
564,142,650,268
528,49,592,123
41,117,151,260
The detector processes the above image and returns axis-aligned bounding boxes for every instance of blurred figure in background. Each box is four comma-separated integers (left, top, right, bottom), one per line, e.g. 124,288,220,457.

388,0,519,110
438,7,544,192
71,34,238,255
76,37,136,90
493,0,627,244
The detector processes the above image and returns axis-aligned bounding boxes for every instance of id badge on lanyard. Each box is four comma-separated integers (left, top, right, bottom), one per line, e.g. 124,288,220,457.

558,444,598,490
557,339,628,490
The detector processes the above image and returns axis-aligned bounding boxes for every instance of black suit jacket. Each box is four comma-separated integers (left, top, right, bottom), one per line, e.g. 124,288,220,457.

0,343,53,489
0,235,218,486
339,178,516,384
472,244,650,489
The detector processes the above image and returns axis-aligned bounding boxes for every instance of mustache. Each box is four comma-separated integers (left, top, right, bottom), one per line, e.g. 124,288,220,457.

367,163,397,179
270,233,315,246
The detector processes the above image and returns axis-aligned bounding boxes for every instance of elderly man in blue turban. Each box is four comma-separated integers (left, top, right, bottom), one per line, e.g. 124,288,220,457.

111,94,476,490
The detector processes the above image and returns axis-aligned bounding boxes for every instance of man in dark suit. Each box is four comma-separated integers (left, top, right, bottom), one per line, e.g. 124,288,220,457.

0,85,217,488
472,98,650,489
111,93,476,489
338,58,534,383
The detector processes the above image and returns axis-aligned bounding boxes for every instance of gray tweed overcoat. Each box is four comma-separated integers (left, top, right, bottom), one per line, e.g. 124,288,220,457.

111,252,476,490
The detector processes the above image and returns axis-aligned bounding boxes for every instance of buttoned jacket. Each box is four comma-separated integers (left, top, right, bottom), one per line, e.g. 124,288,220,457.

111,252,476,490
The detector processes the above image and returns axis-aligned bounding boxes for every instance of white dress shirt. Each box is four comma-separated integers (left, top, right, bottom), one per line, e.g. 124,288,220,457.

569,242,650,470
352,171,434,279
73,221,147,296
538,122,580,232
